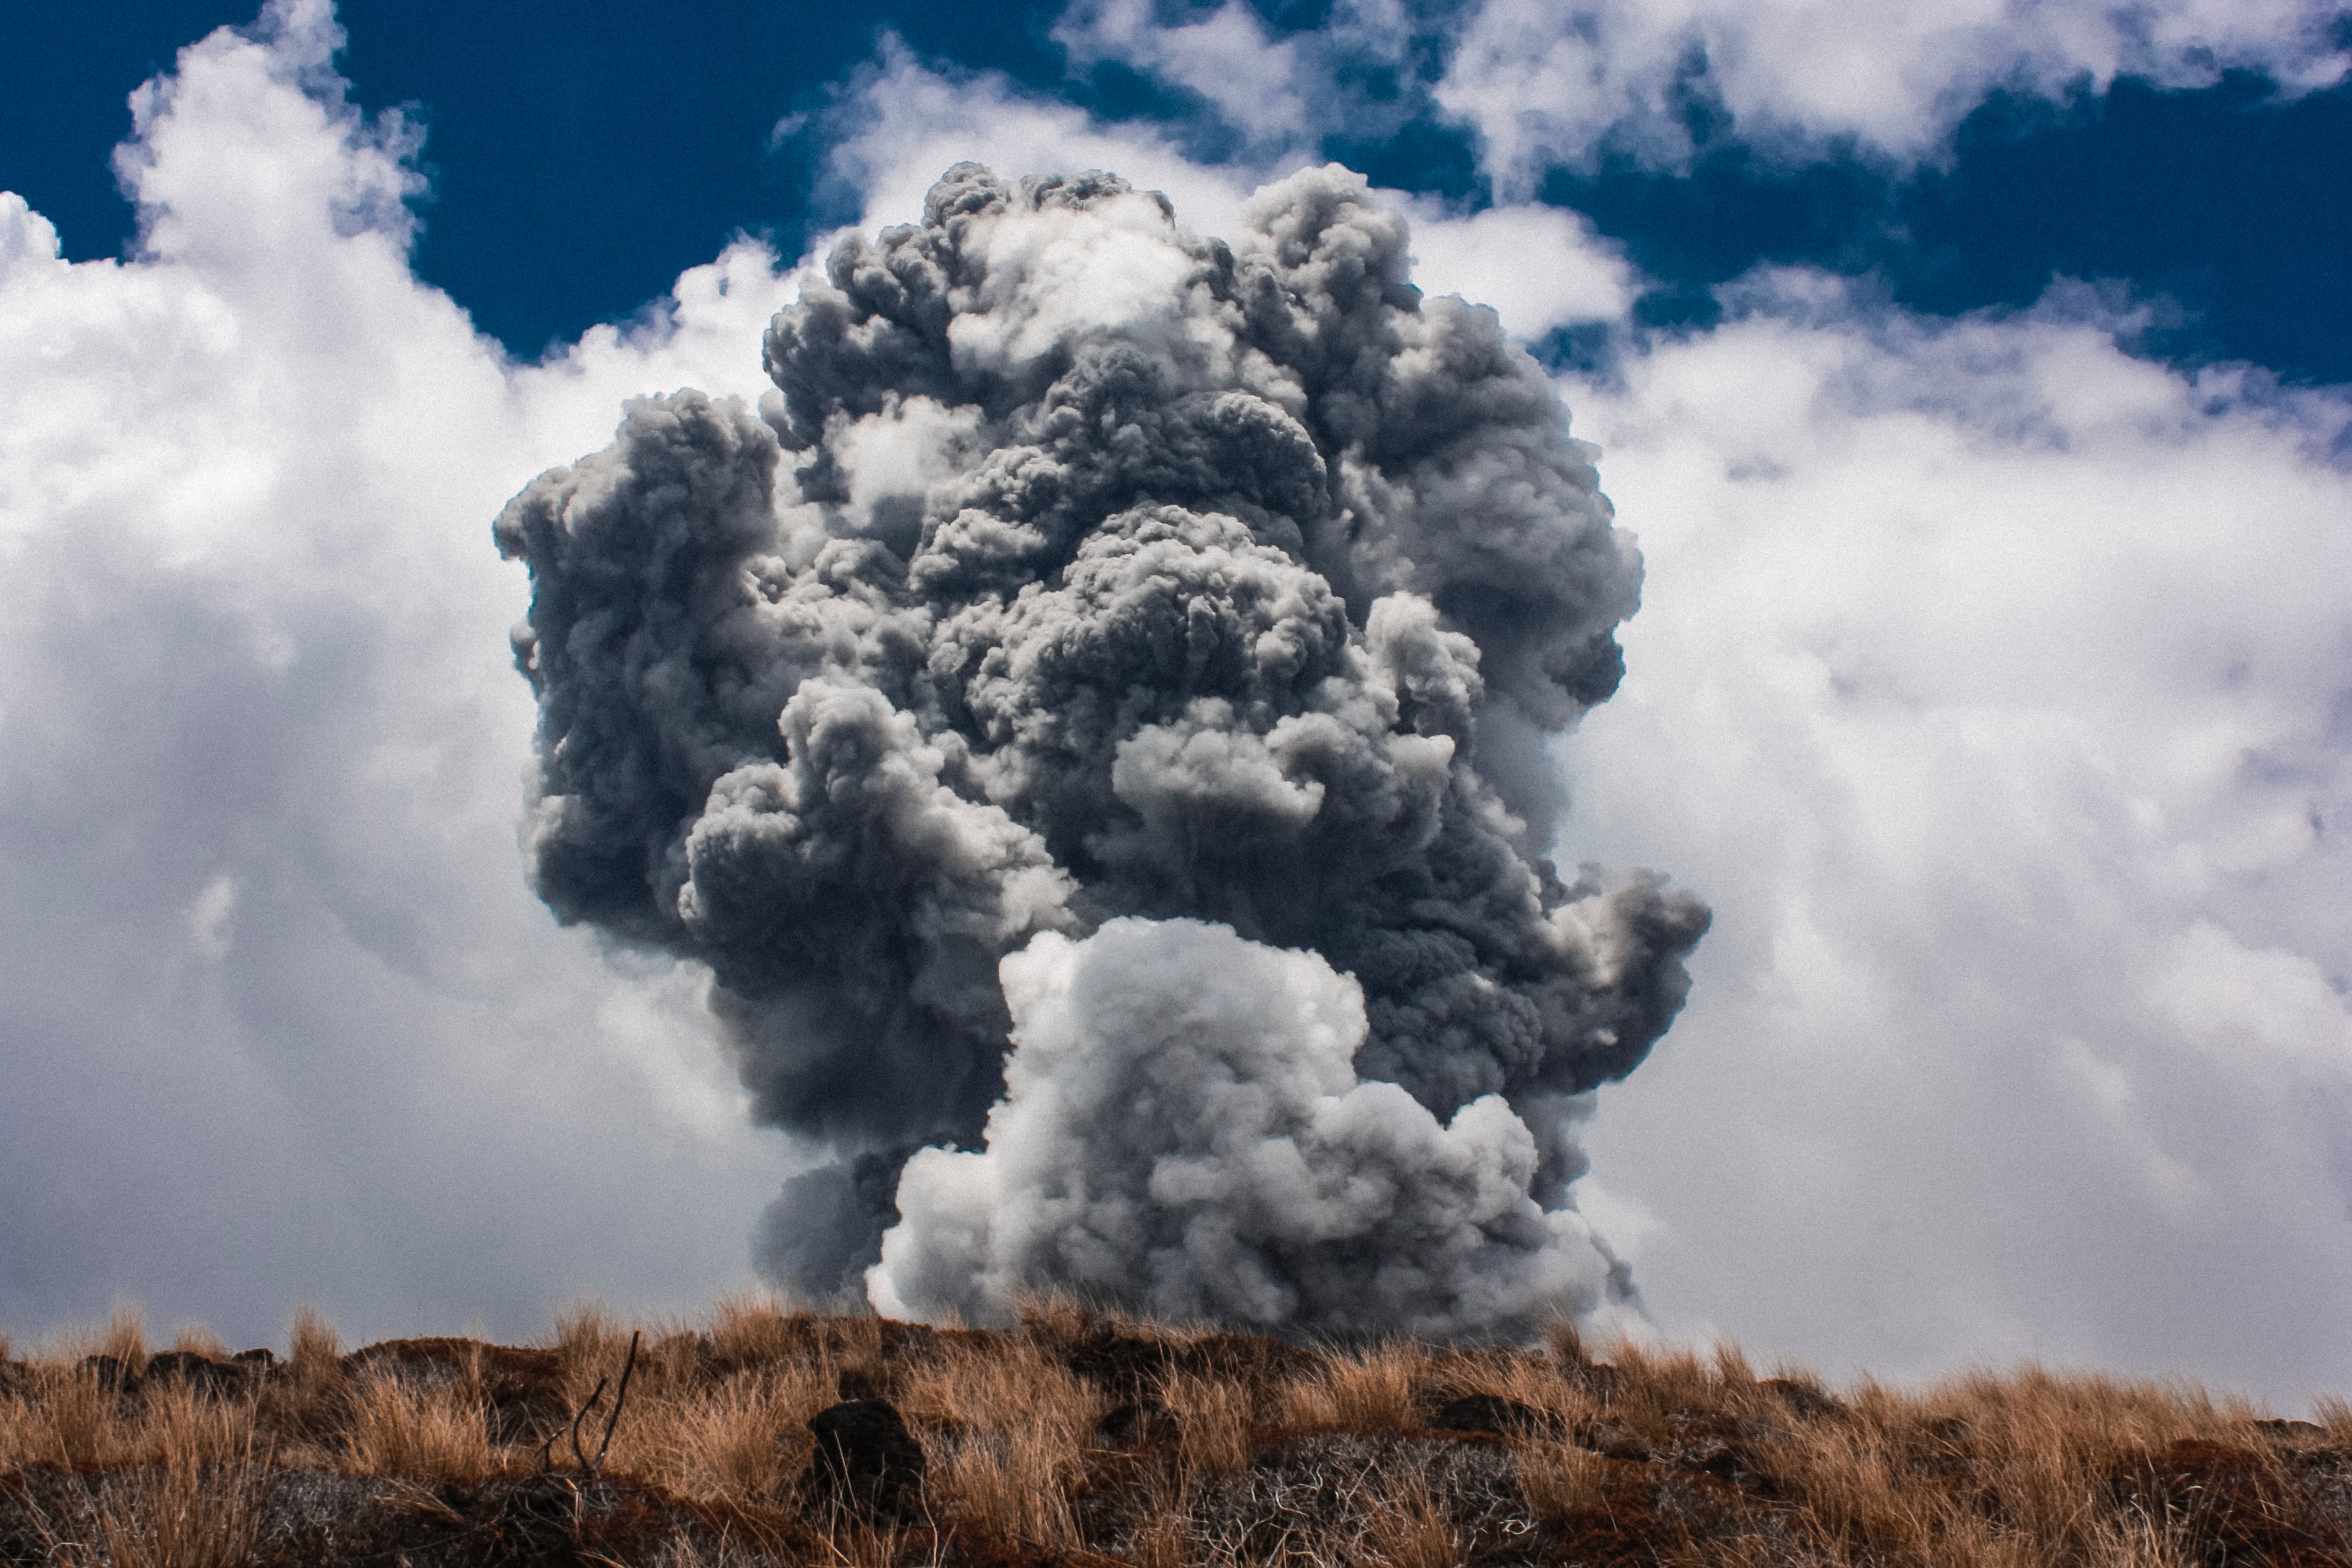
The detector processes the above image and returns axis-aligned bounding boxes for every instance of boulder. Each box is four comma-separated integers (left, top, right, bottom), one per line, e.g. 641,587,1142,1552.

1427,1393,1560,1439
1565,1362,1621,1401
77,1355,137,1393
802,1399,927,1523
1760,1378,1849,1422
342,1337,569,1444
2253,1418,2328,1442
1094,1401,1184,1449
143,1351,257,1399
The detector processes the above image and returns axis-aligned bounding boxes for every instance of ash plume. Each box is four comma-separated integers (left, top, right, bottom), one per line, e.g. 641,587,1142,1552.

494,162,1708,1329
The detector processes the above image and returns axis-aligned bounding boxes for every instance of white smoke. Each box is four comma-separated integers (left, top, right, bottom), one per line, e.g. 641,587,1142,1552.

871,918,1632,1335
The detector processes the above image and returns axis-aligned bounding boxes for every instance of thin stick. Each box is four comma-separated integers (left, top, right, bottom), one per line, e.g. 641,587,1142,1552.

592,1331,643,1472
569,1376,610,1474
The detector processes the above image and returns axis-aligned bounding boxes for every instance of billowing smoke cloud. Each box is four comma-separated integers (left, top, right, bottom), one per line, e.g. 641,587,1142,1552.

871,918,1635,1335
494,161,1707,1329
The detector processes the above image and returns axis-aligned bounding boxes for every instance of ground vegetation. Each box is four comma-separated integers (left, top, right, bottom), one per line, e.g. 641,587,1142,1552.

2,1300,2345,1565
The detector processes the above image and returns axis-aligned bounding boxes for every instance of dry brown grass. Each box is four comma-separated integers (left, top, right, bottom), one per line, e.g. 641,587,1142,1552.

1164,1370,1256,1476
648,1369,809,1503
99,1305,148,1377
135,1384,260,1474
341,1370,503,1479
1656,1358,2313,1568
2319,1392,2352,1451
1517,1441,1608,1523
1362,1469,1463,1568
1,1348,267,1568
166,1324,231,1360
25,1457,267,1568
1318,1344,1422,1431
612,1356,839,1505
902,1333,1098,1544
2,1301,2346,1568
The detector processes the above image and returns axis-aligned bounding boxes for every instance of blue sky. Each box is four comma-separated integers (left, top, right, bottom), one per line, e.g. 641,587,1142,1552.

9,2,2348,375
3,0,2350,1402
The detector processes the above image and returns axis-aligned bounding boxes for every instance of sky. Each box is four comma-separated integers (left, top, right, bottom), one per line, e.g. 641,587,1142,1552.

1,0,2348,1404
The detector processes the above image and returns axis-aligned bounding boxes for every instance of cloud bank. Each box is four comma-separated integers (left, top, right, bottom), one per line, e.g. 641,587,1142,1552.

0,0,805,1347
1434,0,2352,179
1052,0,2352,184
1555,277,2352,1397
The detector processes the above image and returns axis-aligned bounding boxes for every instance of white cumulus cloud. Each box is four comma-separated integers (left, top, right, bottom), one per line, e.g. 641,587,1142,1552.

1553,276,2352,1406
0,0,803,1348
1047,0,2351,182
1440,0,2350,179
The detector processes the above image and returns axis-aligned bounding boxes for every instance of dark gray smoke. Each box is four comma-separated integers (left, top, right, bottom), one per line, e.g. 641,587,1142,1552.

494,162,1708,1329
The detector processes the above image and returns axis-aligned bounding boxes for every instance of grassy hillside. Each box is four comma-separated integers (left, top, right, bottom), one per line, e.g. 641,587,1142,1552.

1,1298,2345,1566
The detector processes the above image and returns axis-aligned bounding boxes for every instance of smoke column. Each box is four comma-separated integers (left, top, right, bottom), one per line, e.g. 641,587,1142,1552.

494,164,1708,1334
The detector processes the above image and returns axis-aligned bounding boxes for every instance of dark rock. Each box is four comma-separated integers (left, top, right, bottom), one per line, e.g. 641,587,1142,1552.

1179,1334,1324,1392
1060,1328,1322,1402
2255,1419,2328,1441
1683,1434,1779,1495
1761,1378,1849,1422
2110,1438,2338,1564
344,1337,571,1445
803,1399,927,1523
77,1354,137,1393
875,1320,943,1363
234,1347,277,1367
1428,1393,1560,1439
142,1350,255,1399
1095,1401,1184,1449
344,1336,558,1381
1586,1418,1653,1461
1184,1432,1531,1565
1566,1362,1621,1401
141,1350,206,1382
239,1467,759,1567
1063,1332,1172,1398
421,1474,582,1562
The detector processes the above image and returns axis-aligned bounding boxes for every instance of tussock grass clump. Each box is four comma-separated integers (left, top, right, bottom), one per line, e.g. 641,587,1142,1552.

166,1325,231,1361
340,1372,501,1480
1517,1442,1608,1522
20,1456,268,1568
97,1306,149,1380
288,1305,340,1371
1,1299,2345,1567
